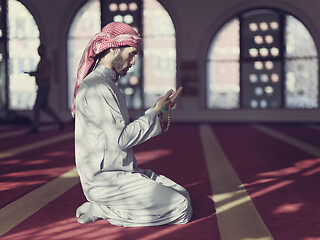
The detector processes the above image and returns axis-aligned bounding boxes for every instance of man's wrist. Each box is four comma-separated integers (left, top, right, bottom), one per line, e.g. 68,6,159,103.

153,107,162,116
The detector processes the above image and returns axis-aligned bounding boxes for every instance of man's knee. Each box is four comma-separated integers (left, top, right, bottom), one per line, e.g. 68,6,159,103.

175,196,193,224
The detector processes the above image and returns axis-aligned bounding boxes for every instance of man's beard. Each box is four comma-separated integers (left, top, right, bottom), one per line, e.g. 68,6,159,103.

113,53,129,76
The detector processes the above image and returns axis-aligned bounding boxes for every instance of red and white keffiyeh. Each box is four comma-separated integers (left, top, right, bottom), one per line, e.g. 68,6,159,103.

71,22,142,117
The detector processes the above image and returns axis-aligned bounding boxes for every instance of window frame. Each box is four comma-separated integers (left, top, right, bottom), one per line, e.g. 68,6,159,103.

205,7,319,110
0,0,9,110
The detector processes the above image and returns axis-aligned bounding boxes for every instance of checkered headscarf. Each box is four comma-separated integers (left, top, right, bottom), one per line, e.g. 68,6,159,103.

71,22,142,117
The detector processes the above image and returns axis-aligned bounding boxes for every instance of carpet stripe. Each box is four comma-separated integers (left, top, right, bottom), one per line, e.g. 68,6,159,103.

0,167,79,237
199,124,273,240
253,124,320,157
0,132,74,159
0,125,58,140
0,129,28,139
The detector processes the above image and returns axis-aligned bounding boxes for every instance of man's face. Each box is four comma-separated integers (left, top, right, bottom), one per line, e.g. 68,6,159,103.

112,47,138,76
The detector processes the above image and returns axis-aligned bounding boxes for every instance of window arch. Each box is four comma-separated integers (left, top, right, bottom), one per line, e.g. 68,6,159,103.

67,0,176,110
206,8,318,109
0,0,40,110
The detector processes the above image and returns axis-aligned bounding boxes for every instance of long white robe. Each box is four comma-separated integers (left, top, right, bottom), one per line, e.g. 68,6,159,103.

74,64,192,227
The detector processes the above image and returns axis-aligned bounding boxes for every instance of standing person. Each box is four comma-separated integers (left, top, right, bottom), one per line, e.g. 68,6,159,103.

73,22,192,226
26,44,63,134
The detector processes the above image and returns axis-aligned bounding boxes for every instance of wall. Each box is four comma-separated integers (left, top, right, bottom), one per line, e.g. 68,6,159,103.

14,0,320,123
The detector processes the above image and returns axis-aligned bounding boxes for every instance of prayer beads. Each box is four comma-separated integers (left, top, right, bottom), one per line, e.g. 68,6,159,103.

160,100,171,132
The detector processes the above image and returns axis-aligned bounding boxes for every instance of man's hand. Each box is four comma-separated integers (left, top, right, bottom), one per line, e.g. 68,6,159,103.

153,87,183,115
170,86,183,107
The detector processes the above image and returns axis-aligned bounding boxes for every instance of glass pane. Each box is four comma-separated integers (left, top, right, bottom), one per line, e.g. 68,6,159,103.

143,0,176,108
8,0,40,110
67,0,101,107
207,61,240,108
284,15,318,108
285,15,317,58
242,60,282,108
206,18,240,109
285,59,318,108
208,18,239,61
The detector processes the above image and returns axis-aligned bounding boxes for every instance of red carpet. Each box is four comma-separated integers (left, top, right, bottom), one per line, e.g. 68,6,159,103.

0,125,75,208
1,124,220,240
0,140,75,208
0,127,69,152
211,124,320,240
267,123,320,147
3,123,319,239
0,125,27,134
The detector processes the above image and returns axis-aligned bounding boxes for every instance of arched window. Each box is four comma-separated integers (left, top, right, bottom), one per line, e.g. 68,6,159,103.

67,0,176,110
0,0,40,110
206,9,318,109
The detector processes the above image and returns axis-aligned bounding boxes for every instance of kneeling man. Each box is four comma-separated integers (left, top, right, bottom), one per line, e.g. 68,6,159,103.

72,22,192,227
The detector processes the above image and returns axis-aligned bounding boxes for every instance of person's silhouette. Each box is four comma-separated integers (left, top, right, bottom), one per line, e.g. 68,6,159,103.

26,44,63,134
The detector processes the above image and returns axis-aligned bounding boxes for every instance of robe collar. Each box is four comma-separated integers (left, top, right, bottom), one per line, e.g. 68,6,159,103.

95,64,118,83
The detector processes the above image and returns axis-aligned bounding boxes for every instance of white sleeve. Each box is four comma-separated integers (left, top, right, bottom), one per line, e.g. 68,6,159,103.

83,83,162,150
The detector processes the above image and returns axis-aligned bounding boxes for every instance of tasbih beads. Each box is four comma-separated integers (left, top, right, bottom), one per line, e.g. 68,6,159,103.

160,100,171,132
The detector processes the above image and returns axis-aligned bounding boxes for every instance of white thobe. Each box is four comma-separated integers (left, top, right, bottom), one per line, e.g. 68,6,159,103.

74,64,192,227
